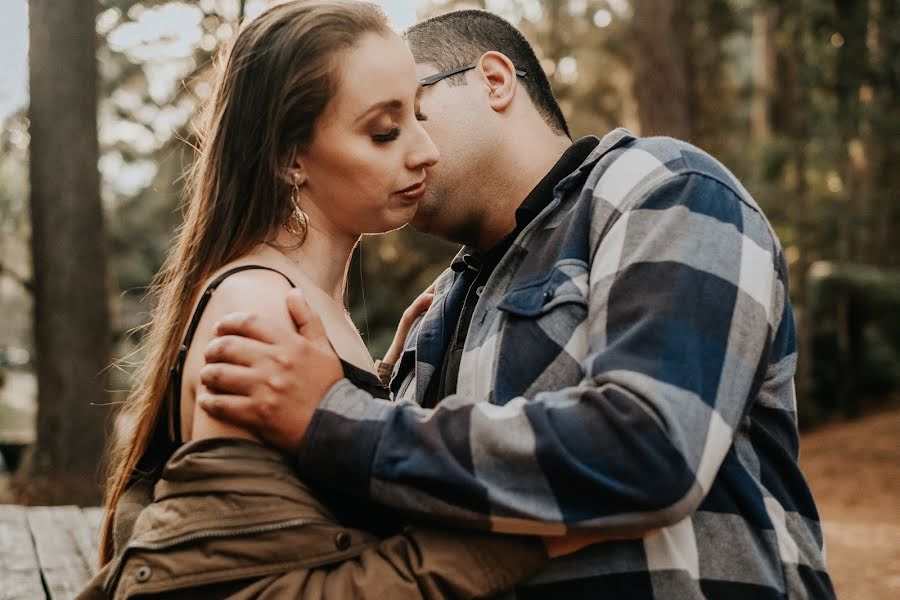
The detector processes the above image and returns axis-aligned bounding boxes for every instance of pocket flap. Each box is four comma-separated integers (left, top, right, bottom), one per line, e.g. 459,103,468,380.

497,261,588,317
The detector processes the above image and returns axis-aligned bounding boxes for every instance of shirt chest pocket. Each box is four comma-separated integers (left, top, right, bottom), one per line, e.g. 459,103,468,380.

497,260,590,318
491,261,590,403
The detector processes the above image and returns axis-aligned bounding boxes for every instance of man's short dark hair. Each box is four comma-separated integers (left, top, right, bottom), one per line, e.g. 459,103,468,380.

406,10,570,137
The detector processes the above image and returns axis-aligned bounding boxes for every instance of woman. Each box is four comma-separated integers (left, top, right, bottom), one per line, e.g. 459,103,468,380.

81,2,554,598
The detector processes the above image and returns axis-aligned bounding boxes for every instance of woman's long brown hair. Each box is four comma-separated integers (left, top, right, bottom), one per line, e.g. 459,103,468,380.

98,0,390,565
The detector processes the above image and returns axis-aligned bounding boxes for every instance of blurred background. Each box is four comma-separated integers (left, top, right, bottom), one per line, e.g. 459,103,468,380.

0,0,897,596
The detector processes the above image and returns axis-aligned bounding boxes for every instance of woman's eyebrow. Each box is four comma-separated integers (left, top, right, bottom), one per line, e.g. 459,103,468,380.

355,99,403,123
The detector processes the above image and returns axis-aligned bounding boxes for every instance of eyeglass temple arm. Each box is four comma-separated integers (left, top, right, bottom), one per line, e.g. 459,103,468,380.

420,65,527,87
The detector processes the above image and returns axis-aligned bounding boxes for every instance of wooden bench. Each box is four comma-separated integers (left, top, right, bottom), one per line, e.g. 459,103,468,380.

0,505,103,600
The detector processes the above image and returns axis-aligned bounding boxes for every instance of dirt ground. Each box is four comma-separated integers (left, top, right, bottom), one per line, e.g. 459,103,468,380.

799,407,900,599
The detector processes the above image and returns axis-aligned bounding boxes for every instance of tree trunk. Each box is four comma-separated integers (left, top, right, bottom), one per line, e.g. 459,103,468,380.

871,0,900,268
630,0,692,140
768,1,813,414
833,0,869,264
24,0,110,505
751,4,774,141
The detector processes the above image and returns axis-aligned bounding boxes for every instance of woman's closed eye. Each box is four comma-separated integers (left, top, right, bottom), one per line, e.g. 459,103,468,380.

370,111,428,143
371,126,400,143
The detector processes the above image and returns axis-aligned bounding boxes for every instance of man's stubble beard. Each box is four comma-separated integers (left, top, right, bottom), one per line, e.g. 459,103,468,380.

411,185,475,246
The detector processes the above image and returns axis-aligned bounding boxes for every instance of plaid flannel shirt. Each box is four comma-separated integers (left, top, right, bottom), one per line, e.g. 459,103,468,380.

297,129,834,598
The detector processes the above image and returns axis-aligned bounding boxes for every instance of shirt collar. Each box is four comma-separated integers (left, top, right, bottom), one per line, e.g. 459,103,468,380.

513,135,601,230
451,136,601,272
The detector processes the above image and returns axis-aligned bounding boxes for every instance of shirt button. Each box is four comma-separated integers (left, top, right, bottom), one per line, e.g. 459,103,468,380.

476,285,485,297
335,531,352,550
135,565,152,583
543,290,554,302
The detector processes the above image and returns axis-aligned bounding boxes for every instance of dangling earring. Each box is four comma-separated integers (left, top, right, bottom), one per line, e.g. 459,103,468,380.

284,171,309,240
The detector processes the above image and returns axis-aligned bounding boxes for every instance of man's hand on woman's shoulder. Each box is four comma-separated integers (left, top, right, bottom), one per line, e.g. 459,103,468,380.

198,289,343,455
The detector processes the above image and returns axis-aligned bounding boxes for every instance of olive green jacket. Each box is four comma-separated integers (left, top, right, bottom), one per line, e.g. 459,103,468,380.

77,438,546,599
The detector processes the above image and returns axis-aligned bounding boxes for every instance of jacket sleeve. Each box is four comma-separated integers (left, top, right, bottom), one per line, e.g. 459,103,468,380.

297,173,789,537
258,527,546,599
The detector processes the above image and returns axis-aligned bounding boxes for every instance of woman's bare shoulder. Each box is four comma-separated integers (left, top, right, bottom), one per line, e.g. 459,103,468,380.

180,260,305,442
197,262,299,329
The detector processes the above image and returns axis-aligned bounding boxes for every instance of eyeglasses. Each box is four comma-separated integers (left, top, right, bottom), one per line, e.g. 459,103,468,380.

419,63,527,87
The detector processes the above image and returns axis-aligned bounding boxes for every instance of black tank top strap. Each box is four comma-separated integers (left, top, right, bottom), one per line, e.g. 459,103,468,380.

167,265,296,445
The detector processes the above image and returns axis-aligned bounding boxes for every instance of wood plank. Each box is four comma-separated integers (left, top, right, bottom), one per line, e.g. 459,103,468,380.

80,507,105,567
0,505,47,600
64,507,103,575
26,506,93,600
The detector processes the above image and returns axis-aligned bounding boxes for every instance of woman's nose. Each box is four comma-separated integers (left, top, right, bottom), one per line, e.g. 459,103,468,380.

407,122,439,170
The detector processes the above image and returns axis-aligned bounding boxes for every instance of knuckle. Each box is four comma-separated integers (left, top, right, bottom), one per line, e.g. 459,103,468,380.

266,375,287,393
257,399,276,422
272,352,293,369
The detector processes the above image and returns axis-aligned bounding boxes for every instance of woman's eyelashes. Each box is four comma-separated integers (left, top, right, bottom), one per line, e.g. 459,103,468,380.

371,126,400,143
370,111,428,143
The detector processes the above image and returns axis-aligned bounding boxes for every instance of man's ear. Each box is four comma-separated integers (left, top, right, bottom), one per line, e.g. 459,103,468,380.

477,51,518,112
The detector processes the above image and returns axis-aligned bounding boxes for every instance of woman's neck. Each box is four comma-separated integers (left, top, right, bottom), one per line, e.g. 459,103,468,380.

267,220,359,304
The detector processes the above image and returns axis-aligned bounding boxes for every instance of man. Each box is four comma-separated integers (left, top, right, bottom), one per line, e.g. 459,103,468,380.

199,10,834,598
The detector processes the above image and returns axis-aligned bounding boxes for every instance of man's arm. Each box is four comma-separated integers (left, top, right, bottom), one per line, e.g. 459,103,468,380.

201,174,787,537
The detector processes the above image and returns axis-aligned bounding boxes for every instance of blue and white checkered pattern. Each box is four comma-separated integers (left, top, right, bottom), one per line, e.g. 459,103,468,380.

297,129,834,598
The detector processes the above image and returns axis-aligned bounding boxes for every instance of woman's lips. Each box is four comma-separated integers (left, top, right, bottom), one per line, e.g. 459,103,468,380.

397,180,427,201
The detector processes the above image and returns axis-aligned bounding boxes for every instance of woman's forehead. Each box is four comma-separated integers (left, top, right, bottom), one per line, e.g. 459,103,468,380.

327,32,419,120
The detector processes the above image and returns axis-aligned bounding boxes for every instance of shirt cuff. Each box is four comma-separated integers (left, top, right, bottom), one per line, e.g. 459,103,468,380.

295,378,393,497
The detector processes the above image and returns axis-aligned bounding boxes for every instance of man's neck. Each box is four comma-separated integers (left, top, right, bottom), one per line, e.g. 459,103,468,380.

472,131,573,252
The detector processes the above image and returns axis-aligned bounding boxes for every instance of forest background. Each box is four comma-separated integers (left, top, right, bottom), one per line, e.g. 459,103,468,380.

0,1,898,594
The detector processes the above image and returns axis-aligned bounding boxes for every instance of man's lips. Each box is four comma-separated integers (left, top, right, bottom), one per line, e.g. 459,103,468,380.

396,180,427,200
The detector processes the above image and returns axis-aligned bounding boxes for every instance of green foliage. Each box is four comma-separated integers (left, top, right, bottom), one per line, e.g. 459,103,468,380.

804,263,900,425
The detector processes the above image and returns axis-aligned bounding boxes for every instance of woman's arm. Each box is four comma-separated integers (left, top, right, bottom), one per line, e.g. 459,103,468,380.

183,269,304,443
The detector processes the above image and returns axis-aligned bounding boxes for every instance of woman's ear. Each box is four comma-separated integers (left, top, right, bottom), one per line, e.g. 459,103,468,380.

289,169,307,187
477,51,517,112
282,169,307,188
285,152,308,187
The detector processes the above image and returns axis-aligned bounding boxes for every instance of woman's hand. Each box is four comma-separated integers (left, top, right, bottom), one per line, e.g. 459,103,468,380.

383,283,436,365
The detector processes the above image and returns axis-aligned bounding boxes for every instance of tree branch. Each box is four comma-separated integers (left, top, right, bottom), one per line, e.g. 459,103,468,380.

0,260,33,294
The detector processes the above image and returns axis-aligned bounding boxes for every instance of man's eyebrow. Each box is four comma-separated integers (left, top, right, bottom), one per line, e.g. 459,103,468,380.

355,99,403,123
